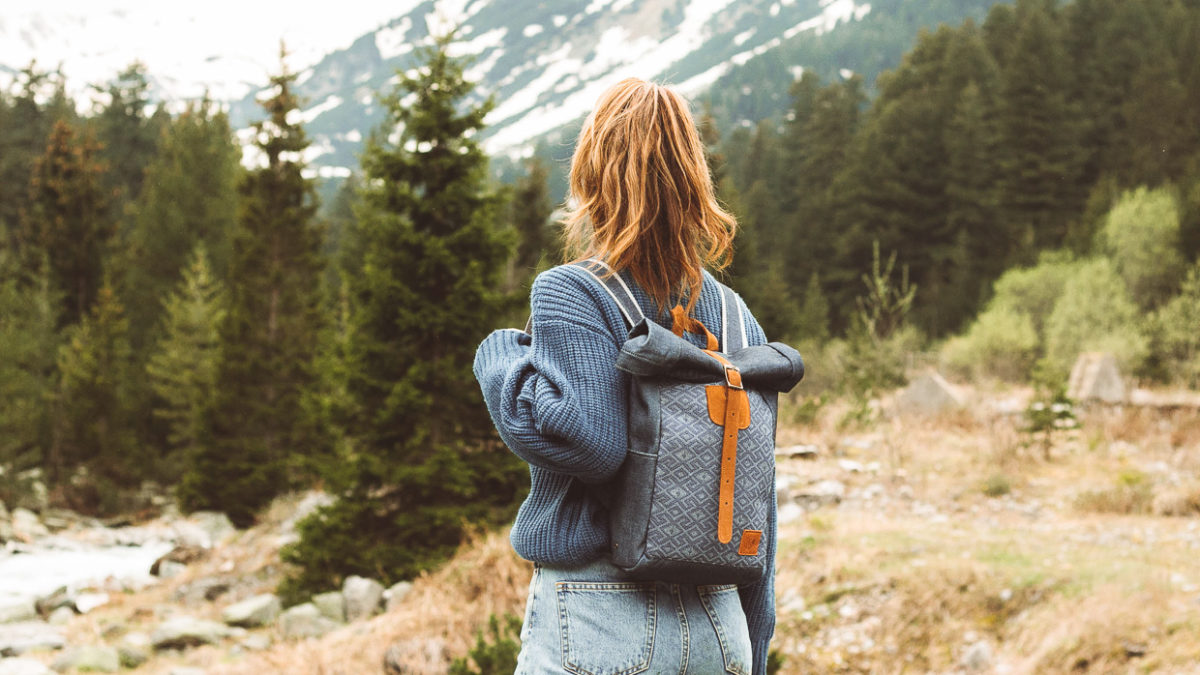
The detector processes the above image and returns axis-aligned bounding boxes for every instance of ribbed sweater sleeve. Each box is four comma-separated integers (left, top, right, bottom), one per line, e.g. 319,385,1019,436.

472,267,628,484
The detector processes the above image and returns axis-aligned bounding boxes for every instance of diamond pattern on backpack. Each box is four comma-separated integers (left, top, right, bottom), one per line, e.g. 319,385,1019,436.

645,383,775,568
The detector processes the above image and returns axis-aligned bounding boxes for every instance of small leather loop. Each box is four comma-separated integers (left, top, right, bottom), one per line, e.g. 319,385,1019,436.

671,305,720,351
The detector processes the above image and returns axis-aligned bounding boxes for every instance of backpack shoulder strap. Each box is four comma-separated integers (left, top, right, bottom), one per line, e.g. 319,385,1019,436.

570,258,646,329
717,283,748,353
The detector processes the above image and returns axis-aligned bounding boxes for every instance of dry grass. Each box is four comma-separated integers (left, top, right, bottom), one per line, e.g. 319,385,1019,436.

211,528,531,675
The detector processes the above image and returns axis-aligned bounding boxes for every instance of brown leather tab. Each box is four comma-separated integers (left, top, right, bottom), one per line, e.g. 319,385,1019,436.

717,387,742,544
738,529,762,556
671,305,719,351
706,385,751,428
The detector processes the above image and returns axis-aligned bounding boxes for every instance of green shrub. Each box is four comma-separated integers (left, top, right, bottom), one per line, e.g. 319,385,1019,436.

1022,360,1080,459
449,613,522,675
988,251,1079,336
1044,258,1148,374
1151,263,1200,387
941,305,1039,382
981,473,1013,497
1096,186,1186,311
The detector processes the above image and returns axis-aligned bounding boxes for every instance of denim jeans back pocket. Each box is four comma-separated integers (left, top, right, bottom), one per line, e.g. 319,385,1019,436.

555,581,657,675
698,584,752,675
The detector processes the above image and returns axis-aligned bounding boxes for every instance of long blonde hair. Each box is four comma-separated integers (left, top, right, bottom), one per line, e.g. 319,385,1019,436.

562,78,736,316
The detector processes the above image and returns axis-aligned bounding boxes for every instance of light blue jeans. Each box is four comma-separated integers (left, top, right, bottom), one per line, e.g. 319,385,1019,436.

515,558,752,675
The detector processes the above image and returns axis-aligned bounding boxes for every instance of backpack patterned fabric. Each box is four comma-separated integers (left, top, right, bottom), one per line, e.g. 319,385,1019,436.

573,260,805,584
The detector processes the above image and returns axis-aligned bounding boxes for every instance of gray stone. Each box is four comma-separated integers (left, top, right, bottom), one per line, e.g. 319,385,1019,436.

154,561,187,580
0,502,11,543
383,582,413,613
239,634,271,651
0,600,36,626
72,593,109,615
9,510,47,543
341,576,384,622
221,594,281,628
52,645,120,673
173,512,235,549
383,638,448,675
775,444,820,460
0,657,54,675
1068,352,1126,404
168,669,206,675
795,480,846,508
961,640,993,671
45,609,73,627
34,589,72,619
896,373,965,416
117,633,150,669
279,604,339,640
150,616,230,650
311,592,346,623
0,622,65,656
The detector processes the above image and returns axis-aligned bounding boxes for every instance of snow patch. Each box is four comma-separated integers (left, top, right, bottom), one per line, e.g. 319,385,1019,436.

446,27,507,58
376,17,415,60
553,15,569,27
733,28,756,47
297,95,342,125
839,68,854,79
784,0,871,38
342,129,363,143
523,24,544,38
585,0,615,14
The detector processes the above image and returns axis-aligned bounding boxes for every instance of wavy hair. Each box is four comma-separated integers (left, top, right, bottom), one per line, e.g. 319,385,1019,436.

562,78,736,316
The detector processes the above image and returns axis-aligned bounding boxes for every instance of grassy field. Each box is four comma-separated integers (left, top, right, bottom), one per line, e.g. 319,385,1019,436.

44,385,1200,674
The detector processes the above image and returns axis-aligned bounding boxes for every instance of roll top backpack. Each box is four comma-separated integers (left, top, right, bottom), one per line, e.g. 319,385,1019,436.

571,259,805,585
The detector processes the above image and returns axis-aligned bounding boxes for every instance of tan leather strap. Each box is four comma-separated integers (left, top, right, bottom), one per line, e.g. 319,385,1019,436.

704,349,749,544
671,305,719,351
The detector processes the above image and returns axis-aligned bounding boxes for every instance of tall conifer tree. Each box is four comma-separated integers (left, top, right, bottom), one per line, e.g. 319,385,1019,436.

281,34,526,595
179,53,327,525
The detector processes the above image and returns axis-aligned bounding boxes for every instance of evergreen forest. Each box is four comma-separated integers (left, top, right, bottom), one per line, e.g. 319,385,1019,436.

1,0,1198,599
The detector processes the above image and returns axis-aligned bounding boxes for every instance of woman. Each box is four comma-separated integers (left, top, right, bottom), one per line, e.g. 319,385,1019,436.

473,78,775,674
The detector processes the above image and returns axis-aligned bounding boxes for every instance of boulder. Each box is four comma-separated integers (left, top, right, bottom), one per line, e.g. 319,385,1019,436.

279,604,339,640
775,444,819,460
794,480,846,509
383,582,413,613
173,512,235,549
1068,352,1126,404
342,576,384,622
0,600,36,626
311,592,346,623
383,638,448,675
150,617,230,650
896,373,965,416
34,589,72,619
45,609,74,627
9,510,47,543
0,622,65,656
0,658,54,675
52,645,120,673
150,546,207,577
168,669,207,675
221,594,281,628
117,632,150,669
73,592,109,615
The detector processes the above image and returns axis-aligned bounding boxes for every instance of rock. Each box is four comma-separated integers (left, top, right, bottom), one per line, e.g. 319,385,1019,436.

0,600,36,625
52,645,120,673
1068,352,1126,404
155,561,187,579
45,609,73,627
239,634,271,651
173,512,236,549
172,578,231,606
962,640,993,671
9,510,47,543
33,589,72,619
342,576,384,622
311,592,346,623
382,638,448,675
896,373,965,416
168,669,207,675
0,622,65,656
221,594,281,628
838,459,865,473
279,604,339,640
775,444,819,460
795,480,845,508
383,582,413,613
72,592,109,615
117,633,150,669
0,502,12,543
0,657,54,675
151,545,207,577
150,616,230,650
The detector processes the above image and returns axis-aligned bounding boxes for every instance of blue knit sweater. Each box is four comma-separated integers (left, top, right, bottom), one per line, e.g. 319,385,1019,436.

473,263,775,674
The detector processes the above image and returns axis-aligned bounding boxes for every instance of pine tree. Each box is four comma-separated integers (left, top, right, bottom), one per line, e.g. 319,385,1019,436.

796,272,831,343
90,62,167,221
50,282,141,512
20,120,112,326
120,99,240,352
178,53,328,526
510,156,554,288
0,252,60,496
145,244,225,479
281,34,526,596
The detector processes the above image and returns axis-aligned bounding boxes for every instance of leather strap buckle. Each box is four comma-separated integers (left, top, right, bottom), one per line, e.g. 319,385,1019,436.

723,364,743,390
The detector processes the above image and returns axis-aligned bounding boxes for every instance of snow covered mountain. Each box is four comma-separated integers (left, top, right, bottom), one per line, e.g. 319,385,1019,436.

222,0,874,177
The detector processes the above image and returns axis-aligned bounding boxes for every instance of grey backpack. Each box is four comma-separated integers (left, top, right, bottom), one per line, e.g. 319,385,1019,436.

572,260,805,584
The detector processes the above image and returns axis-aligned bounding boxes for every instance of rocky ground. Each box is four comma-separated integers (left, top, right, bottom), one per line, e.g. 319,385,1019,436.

1,380,1198,674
